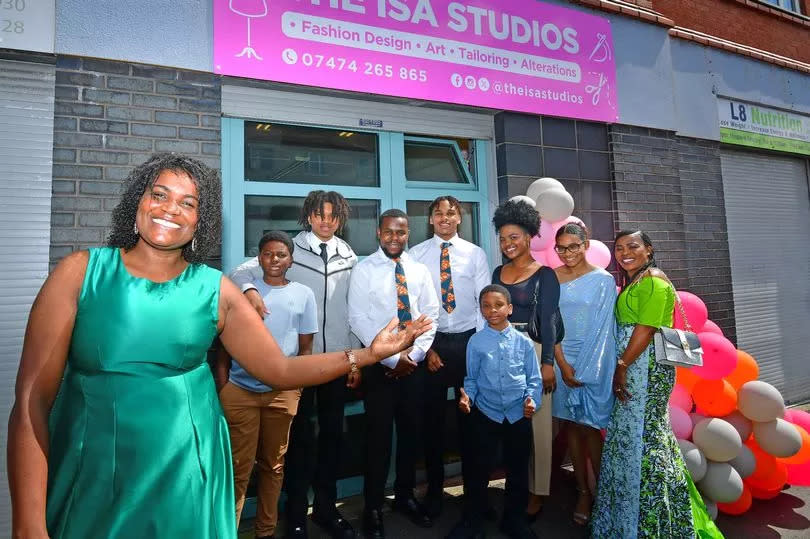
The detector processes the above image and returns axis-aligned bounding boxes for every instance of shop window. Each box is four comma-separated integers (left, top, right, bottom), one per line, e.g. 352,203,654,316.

404,137,474,184
244,122,379,187
244,195,380,257
405,200,480,247
762,0,800,13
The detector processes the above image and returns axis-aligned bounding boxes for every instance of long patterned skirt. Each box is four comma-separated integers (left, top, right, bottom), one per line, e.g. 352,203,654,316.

591,323,721,539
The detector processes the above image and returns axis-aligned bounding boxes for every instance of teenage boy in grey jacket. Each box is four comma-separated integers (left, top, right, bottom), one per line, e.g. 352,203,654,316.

230,191,358,539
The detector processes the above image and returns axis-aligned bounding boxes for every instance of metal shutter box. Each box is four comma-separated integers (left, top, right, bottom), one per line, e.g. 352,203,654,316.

720,149,810,404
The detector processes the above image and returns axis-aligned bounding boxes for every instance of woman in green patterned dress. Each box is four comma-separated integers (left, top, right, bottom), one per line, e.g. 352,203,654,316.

7,154,430,539
590,230,721,539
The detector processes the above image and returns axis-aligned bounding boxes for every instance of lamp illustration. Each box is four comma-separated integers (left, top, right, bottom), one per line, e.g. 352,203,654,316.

230,0,268,60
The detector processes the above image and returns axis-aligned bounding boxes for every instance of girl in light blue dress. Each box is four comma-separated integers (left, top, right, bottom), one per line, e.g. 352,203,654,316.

551,223,617,526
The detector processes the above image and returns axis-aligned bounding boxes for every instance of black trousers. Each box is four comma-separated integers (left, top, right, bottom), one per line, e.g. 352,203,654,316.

422,328,475,494
362,361,426,510
462,406,532,523
284,376,348,525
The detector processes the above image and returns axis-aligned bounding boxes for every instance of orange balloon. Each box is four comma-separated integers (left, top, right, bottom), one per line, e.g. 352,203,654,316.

746,461,788,491
778,425,810,465
676,367,701,392
725,350,759,390
692,379,737,417
746,438,778,483
718,486,752,515
748,484,782,500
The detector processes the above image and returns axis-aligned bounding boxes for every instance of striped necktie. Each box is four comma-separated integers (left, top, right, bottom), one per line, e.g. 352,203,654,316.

393,257,412,327
440,242,456,313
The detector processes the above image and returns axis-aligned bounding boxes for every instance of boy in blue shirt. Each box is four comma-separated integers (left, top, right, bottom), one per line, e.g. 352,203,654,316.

447,284,541,539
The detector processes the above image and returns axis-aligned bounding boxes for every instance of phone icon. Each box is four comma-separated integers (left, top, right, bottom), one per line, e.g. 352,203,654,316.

282,48,298,65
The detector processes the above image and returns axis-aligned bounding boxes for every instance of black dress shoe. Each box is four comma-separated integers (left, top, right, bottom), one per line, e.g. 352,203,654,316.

311,511,357,539
445,518,485,539
362,509,385,539
286,524,308,538
422,490,443,518
392,496,433,528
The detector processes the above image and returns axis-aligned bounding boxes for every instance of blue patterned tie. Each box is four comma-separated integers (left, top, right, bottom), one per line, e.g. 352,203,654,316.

440,242,456,314
393,257,412,327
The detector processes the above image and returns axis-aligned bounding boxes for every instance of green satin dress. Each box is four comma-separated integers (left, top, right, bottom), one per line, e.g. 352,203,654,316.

46,247,235,538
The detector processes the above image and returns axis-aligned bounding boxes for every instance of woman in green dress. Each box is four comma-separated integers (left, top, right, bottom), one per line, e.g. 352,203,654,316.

591,230,721,539
7,154,430,539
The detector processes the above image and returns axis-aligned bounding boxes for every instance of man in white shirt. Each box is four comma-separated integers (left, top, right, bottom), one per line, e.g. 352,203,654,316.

408,196,491,518
347,209,439,539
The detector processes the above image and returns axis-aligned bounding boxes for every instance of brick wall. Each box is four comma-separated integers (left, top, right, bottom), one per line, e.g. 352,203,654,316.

495,112,616,245
50,56,222,268
611,124,737,341
654,0,810,63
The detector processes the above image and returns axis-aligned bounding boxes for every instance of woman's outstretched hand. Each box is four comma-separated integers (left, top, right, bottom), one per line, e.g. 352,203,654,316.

369,315,432,362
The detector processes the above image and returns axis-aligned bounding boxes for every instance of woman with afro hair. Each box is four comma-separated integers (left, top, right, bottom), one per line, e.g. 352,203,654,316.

7,153,430,539
490,199,563,530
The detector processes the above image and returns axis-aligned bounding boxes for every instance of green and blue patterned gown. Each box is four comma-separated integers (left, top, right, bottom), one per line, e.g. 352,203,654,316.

591,276,722,539
46,247,235,538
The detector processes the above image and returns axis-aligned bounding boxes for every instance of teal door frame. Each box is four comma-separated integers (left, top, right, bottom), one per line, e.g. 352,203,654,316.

221,116,493,501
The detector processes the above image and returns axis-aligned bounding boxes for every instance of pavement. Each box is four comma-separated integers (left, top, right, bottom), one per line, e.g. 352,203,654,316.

238,472,810,538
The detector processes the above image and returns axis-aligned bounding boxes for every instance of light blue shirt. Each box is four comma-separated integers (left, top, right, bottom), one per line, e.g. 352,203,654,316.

229,280,318,392
464,324,542,424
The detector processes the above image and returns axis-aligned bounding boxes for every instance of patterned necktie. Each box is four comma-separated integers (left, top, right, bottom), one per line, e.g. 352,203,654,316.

393,257,412,326
319,242,329,266
440,242,456,313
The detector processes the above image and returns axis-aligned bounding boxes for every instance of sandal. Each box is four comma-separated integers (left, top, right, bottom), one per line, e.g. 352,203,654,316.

573,488,592,526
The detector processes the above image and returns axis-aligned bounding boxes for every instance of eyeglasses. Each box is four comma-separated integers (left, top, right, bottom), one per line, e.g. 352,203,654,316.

554,243,584,254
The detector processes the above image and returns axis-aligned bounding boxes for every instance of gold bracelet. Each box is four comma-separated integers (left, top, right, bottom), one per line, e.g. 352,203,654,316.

344,349,358,374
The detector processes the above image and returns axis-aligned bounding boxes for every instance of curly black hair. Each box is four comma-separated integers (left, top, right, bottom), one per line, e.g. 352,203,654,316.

107,153,222,264
492,199,540,237
259,230,294,254
298,190,351,234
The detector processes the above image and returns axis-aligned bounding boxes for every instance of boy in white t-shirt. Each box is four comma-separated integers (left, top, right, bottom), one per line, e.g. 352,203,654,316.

215,231,318,539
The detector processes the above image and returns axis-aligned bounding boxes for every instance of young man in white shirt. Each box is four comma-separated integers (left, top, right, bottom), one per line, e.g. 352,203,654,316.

408,196,491,518
230,191,359,539
347,209,439,539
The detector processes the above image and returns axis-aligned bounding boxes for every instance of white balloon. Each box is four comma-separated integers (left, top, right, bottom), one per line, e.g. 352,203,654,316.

698,462,744,503
536,188,574,222
508,195,537,208
678,439,708,482
753,418,803,458
526,177,564,201
728,444,756,479
720,410,753,442
705,500,718,521
692,418,742,462
738,381,785,422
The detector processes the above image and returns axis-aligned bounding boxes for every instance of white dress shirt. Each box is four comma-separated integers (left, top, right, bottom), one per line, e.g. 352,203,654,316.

408,234,491,333
347,248,439,369
306,232,338,260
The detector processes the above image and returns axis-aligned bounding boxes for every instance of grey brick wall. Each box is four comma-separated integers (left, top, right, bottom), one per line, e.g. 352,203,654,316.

51,56,222,268
495,112,616,246
611,125,736,341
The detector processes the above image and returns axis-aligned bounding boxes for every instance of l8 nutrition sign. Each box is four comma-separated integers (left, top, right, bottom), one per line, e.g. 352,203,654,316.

214,0,618,122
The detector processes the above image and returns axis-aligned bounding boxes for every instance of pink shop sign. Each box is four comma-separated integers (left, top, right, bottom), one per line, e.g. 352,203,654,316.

215,0,618,123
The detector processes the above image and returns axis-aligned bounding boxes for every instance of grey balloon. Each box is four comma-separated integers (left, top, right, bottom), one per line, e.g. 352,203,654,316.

678,439,708,482
526,177,564,201
698,462,744,504
705,500,718,520
720,410,753,442
753,418,802,458
728,444,756,479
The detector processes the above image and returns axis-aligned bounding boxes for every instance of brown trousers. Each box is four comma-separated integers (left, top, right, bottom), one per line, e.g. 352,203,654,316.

220,381,301,536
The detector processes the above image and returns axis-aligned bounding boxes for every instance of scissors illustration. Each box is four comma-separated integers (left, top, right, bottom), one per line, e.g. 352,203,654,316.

585,73,608,106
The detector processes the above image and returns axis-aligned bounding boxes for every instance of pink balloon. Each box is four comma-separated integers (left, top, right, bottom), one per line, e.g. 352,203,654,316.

701,320,724,336
585,239,612,269
673,291,708,333
670,405,693,440
785,410,810,434
531,220,556,251
530,249,548,265
544,244,563,268
787,459,810,487
670,384,694,412
691,332,738,380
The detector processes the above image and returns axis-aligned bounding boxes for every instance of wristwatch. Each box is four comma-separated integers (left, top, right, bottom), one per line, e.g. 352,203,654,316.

344,349,358,374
